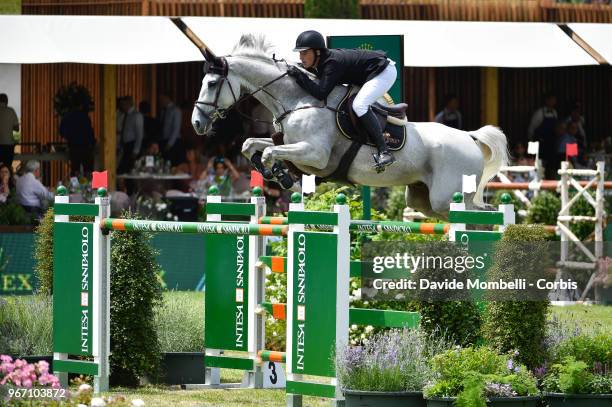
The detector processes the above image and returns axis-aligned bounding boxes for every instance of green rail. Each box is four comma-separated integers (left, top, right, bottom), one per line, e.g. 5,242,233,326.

100,218,287,236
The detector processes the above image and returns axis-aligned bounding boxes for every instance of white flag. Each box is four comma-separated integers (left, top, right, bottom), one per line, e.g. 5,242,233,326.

302,174,316,194
527,141,539,155
462,174,477,194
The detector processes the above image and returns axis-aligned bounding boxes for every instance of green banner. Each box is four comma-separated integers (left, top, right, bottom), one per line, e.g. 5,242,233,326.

204,234,249,351
327,35,404,103
0,232,36,295
52,222,93,356
292,232,337,378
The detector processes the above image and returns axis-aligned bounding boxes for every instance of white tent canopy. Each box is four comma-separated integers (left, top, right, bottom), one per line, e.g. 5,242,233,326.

183,17,599,67
0,15,203,64
0,15,606,67
568,23,612,64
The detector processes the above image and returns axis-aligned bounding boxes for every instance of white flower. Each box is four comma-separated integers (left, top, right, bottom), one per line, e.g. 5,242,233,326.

166,213,172,219
91,398,107,407
78,384,92,393
365,325,374,333
351,324,358,330
131,399,146,407
173,216,178,221
78,404,88,407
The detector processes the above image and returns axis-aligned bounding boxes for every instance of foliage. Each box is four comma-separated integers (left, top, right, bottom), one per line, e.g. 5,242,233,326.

526,192,560,227
154,291,205,352
33,208,54,295
0,296,52,355
481,225,551,369
489,190,527,220
0,200,33,225
336,328,452,392
53,82,94,117
109,213,164,386
304,0,359,19
542,356,612,394
424,347,538,404
553,333,612,369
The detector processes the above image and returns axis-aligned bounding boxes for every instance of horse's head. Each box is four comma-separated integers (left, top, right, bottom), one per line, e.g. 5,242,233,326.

192,49,240,135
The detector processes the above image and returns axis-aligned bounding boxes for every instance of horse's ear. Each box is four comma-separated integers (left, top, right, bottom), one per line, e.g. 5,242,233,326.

238,33,256,48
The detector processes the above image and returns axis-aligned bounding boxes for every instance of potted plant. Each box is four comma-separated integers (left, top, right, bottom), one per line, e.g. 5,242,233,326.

541,333,612,406
423,347,540,407
336,328,451,407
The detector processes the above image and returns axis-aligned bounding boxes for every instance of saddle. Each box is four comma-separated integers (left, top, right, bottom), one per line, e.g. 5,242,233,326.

336,86,408,151
270,86,410,185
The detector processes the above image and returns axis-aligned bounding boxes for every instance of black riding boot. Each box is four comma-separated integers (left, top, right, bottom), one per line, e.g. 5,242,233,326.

250,151,274,180
271,162,294,190
358,108,395,172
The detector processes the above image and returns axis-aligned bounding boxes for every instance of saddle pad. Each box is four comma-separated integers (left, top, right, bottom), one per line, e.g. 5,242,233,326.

335,87,406,152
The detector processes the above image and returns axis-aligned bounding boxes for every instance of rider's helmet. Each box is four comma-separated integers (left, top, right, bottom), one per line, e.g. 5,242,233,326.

292,30,326,52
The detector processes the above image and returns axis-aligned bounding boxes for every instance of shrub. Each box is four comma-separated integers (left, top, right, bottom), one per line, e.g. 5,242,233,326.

109,220,164,386
154,292,205,353
0,201,33,225
481,225,551,369
526,192,560,227
336,328,451,392
33,209,54,296
542,356,612,394
424,347,539,405
0,296,52,356
553,333,612,369
304,0,359,19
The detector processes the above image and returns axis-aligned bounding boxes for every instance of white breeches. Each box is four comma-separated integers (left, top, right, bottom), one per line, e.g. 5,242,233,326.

352,60,397,117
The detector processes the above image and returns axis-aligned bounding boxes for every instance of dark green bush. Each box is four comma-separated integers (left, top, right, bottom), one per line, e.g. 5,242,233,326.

33,209,54,296
0,201,33,225
481,225,551,369
526,192,560,227
109,218,164,386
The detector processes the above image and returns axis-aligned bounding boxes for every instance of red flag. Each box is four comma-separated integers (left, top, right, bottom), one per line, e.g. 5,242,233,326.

92,171,108,189
566,143,578,161
250,170,264,189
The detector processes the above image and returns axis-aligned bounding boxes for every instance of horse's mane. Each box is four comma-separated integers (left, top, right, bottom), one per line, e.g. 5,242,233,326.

231,34,276,64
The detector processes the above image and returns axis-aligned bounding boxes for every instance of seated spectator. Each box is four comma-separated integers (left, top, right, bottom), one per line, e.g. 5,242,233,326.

175,147,207,181
564,101,586,152
15,160,54,219
434,94,463,130
0,163,14,203
202,156,240,196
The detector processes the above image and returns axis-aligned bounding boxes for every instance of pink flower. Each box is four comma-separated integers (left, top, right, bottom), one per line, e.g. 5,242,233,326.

22,378,33,388
0,355,13,363
14,359,27,368
36,360,49,374
1,362,15,374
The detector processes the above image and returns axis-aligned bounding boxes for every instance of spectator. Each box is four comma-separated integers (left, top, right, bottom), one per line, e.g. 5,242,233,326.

117,96,144,174
203,156,240,197
564,101,586,151
139,101,161,149
0,93,19,169
59,99,96,176
15,160,54,219
434,94,462,130
159,92,183,164
175,147,207,181
0,163,14,203
529,92,558,178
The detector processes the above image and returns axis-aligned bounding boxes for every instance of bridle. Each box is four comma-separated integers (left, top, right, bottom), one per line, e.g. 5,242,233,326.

193,54,338,130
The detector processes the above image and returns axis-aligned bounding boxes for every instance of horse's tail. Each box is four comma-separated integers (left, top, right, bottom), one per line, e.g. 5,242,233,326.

471,125,509,207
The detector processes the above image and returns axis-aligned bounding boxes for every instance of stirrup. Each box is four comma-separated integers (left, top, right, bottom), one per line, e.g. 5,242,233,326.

250,152,274,180
372,151,396,173
271,163,294,189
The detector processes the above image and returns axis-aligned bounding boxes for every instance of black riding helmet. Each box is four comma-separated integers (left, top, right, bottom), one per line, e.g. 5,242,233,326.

292,30,326,52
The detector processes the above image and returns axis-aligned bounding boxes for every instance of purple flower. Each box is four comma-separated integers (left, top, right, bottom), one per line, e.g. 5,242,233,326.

533,364,547,379
507,359,514,371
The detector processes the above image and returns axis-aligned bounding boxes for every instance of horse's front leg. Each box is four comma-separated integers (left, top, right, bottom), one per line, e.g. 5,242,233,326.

261,141,330,170
241,137,275,160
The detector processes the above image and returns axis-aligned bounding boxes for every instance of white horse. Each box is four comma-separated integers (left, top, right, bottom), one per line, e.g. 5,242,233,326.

192,34,508,218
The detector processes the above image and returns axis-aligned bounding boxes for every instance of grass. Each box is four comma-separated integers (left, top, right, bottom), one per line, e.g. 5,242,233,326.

97,386,330,407
549,304,612,334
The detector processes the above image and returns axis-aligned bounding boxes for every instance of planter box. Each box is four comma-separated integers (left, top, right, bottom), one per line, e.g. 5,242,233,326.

544,392,612,407
344,390,425,407
426,396,540,407
161,352,205,385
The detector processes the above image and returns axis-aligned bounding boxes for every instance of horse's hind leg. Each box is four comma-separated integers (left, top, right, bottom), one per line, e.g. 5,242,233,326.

406,183,438,219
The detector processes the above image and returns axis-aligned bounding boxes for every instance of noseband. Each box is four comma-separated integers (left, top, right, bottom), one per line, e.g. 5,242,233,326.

193,58,239,123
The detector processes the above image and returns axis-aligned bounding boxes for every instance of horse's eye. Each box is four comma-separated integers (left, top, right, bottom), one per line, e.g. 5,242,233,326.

208,80,217,87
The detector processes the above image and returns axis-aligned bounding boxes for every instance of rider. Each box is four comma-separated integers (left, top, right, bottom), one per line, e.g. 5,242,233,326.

287,30,397,171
